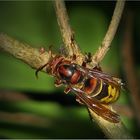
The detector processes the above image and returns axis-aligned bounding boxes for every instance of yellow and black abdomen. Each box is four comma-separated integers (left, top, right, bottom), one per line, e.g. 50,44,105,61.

82,77,120,104
95,81,120,104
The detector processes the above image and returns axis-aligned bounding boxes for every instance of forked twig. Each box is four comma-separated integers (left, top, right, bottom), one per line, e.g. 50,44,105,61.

0,0,132,138
54,0,132,138
92,1,125,65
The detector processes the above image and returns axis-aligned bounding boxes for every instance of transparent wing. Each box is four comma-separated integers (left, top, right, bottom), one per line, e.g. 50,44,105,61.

89,69,124,89
89,69,120,84
77,64,122,87
71,87,120,123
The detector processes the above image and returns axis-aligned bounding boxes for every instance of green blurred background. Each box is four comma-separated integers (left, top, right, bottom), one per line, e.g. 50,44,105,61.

0,1,140,138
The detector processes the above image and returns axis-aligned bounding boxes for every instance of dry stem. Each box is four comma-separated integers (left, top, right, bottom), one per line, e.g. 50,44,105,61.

0,90,29,101
54,0,84,64
0,111,50,127
0,33,52,71
92,0,125,65
122,11,140,125
89,109,132,138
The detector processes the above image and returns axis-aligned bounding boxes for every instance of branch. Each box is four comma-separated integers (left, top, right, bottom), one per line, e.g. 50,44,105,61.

122,11,140,125
0,111,50,127
0,33,52,71
54,0,84,62
92,0,125,65
0,90,29,101
89,109,133,139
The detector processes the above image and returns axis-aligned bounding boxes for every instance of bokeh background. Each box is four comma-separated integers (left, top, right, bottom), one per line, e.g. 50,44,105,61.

0,1,140,138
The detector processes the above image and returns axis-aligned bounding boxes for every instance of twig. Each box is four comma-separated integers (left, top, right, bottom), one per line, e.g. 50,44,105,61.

0,111,51,127
89,109,132,138
0,33,52,71
122,11,140,125
92,0,125,65
54,0,84,64
0,90,29,101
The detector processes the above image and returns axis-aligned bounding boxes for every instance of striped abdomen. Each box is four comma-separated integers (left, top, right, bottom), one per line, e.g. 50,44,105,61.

82,77,120,104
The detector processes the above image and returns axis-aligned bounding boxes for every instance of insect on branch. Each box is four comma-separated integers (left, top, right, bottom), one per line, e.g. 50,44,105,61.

0,0,133,139
53,0,132,138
